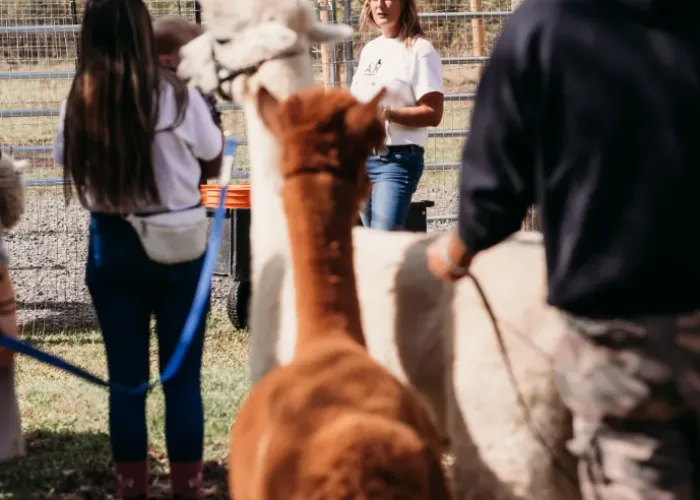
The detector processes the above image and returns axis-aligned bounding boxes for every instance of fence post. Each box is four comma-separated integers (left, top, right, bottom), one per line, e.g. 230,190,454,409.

317,0,333,88
194,1,202,24
70,0,79,67
327,1,340,87
342,0,355,88
70,0,78,24
470,0,486,78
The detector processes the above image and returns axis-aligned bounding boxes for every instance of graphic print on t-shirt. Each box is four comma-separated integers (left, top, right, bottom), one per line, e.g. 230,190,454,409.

363,58,382,80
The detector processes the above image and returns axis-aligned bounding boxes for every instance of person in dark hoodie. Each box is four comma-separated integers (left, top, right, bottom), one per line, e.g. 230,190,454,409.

426,0,700,497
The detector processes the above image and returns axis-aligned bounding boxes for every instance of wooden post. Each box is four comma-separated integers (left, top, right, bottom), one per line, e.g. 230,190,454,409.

470,0,486,78
194,1,202,25
318,0,333,88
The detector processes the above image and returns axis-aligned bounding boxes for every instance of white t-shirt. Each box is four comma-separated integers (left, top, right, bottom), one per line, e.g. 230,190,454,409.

52,81,223,214
350,36,444,148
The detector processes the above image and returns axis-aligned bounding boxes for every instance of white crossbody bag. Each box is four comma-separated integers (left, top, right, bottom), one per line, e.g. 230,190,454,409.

124,204,209,265
124,135,237,265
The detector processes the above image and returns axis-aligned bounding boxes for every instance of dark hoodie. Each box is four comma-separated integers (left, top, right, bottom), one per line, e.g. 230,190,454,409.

458,0,700,318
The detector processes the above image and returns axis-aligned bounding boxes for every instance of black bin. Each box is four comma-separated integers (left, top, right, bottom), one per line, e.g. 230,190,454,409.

206,207,251,330
355,199,435,232
404,200,435,232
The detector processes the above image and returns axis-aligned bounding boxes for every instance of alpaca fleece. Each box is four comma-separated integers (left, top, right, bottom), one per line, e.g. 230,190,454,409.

227,85,452,499
0,152,27,231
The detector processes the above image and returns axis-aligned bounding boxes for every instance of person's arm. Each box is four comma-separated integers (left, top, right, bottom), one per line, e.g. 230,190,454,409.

456,26,538,255
199,149,223,182
198,132,224,182
201,92,223,129
427,18,540,280
382,91,443,128
185,89,224,182
382,46,444,128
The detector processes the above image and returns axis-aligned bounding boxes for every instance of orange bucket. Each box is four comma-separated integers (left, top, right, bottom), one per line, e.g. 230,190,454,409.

200,184,251,209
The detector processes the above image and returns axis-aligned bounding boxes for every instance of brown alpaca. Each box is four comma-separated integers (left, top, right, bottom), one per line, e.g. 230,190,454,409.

227,85,453,499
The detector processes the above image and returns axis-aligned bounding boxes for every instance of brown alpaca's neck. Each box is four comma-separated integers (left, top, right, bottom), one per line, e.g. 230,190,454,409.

281,172,365,349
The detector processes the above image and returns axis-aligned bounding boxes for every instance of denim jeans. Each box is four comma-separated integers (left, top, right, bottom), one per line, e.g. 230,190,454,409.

359,146,425,231
85,213,209,463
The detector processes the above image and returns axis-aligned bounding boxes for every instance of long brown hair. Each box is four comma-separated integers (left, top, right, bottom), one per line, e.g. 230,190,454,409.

62,0,189,212
360,0,426,46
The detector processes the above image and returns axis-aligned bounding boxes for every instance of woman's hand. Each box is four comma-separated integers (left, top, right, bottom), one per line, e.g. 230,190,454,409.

426,229,474,282
379,106,394,122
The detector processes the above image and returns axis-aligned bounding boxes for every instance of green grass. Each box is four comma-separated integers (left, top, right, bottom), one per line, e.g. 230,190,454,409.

0,308,250,499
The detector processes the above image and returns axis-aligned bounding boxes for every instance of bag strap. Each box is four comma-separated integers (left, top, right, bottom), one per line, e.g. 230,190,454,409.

129,200,203,218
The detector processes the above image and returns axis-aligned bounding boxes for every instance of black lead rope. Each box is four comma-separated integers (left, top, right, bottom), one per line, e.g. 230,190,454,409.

467,271,580,488
211,46,302,102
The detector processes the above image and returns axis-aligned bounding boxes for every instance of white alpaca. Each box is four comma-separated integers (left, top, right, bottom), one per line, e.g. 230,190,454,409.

0,152,28,231
179,1,580,498
0,150,28,463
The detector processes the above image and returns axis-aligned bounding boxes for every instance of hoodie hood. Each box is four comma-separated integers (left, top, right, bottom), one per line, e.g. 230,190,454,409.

607,0,696,12
601,0,700,38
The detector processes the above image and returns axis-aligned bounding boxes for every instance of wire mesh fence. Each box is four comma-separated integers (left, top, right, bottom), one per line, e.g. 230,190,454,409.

0,0,516,337
0,1,206,337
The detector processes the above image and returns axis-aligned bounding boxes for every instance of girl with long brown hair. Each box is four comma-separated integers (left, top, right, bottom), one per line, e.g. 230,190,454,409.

351,0,444,231
52,0,223,498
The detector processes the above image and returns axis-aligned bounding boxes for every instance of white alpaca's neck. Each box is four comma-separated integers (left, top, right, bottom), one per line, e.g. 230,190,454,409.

245,100,288,270
245,53,316,278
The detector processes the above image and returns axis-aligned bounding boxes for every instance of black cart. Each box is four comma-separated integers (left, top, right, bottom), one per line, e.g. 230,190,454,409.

207,208,251,330
207,199,435,331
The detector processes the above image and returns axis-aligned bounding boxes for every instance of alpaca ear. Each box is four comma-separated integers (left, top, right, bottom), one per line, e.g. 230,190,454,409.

256,85,282,135
366,87,387,115
345,87,387,145
308,21,353,43
367,87,388,149
13,160,30,172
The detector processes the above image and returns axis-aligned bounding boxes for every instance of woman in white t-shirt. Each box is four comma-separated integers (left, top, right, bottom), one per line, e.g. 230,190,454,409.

52,1,222,498
351,0,444,231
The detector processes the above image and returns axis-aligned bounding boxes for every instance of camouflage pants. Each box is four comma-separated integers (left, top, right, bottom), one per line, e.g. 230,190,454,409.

554,311,700,499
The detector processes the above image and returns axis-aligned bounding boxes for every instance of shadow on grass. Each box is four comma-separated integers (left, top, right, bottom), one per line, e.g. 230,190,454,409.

17,300,99,337
0,430,231,499
16,301,235,340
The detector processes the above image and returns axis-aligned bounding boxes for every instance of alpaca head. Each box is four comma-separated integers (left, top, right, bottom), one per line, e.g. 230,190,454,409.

0,151,29,231
255,85,387,209
0,152,29,173
177,0,353,103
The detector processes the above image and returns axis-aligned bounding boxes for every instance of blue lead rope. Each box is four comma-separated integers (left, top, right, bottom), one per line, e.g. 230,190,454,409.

0,139,238,396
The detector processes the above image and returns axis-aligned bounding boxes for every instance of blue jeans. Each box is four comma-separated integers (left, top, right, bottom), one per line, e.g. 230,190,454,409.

359,146,425,231
85,213,209,463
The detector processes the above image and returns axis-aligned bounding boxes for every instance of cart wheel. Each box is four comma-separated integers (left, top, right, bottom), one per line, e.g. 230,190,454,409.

227,281,251,331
